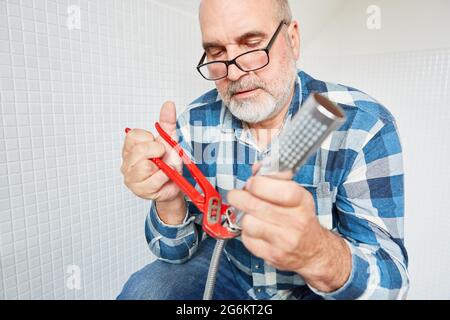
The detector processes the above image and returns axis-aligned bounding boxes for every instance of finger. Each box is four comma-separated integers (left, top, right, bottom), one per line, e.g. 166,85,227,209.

241,232,274,262
227,189,294,228
124,158,159,183
123,141,165,170
245,176,306,207
241,214,277,241
159,101,178,140
241,214,289,261
128,169,172,195
240,214,285,247
123,129,155,158
227,190,286,227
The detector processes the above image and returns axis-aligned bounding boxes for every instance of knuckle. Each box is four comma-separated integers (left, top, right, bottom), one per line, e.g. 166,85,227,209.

154,142,166,155
240,233,251,248
131,162,153,181
135,190,147,199
252,175,264,185
139,188,153,200
133,143,149,154
283,183,303,204
134,159,150,172
249,198,268,214
284,235,300,253
121,145,128,158
123,176,132,189
135,141,165,158
136,142,150,154
289,214,307,234
269,250,283,264
123,139,132,152
132,183,153,200
247,176,262,192
133,129,155,140
226,190,240,205
141,160,154,172
240,214,252,230
147,175,163,191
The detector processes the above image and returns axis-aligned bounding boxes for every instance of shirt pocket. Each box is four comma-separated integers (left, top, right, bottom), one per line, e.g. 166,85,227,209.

301,182,334,230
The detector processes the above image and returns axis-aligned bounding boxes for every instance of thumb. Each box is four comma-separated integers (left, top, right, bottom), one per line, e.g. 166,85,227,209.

158,101,181,169
159,101,178,141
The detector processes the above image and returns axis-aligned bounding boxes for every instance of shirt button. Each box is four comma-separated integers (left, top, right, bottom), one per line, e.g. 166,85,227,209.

256,288,262,293
255,264,260,269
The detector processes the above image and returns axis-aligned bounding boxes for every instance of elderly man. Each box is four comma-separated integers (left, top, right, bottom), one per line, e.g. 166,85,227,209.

118,0,409,300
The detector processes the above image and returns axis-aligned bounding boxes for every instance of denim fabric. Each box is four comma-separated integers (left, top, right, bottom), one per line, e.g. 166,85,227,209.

117,237,252,300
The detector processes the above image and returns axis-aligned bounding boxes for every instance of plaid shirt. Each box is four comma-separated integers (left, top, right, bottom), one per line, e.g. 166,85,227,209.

144,70,409,300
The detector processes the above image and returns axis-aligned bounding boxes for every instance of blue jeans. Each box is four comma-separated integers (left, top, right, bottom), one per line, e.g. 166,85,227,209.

117,237,252,300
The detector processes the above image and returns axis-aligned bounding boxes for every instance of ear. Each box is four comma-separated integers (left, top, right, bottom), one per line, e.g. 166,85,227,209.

287,21,301,60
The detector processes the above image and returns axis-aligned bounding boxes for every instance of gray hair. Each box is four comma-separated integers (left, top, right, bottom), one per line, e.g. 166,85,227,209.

274,0,292,24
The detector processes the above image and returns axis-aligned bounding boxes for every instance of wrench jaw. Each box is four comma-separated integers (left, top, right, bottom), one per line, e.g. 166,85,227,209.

203,203,241,240
224,207,242,234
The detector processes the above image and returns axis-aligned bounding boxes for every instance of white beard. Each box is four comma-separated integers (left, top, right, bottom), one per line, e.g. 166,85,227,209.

227,85,291,124
222,63,298,124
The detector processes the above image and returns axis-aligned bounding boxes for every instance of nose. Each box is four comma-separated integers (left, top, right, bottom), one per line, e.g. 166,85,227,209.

226,63,246,82
225,47,246,82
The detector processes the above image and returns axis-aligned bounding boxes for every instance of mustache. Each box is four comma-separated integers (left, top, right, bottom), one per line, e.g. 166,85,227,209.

226,78,266,97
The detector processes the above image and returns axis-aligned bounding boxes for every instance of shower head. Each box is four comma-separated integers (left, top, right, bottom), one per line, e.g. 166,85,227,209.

258,93,346,176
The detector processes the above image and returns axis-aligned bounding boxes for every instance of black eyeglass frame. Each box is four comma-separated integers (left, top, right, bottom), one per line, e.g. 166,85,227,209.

196,21,289,81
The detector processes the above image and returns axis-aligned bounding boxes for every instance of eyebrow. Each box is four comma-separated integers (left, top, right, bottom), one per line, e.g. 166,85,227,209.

202,30,268,51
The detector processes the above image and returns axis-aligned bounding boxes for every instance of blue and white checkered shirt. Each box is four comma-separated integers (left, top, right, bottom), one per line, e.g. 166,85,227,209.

144,70,409,300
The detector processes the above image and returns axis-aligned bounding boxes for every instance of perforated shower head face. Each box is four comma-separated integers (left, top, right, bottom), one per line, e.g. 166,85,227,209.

258,93,346,175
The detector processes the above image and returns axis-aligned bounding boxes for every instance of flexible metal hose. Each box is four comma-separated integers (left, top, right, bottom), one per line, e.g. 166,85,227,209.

203,239,227,300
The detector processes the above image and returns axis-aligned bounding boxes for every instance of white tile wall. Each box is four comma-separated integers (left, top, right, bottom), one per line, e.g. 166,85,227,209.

301,48,450,299
0,0,210,299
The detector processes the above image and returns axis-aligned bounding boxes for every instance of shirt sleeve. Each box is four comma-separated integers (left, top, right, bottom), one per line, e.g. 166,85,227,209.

309,119,410,299
144,200,200,264
143,109,203,264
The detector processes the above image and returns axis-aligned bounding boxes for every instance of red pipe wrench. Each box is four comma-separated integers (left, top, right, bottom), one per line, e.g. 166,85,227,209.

125,124,240,240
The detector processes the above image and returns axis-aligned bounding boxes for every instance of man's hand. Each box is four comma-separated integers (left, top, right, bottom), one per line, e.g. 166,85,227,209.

227,167,352,293
121,101,186,225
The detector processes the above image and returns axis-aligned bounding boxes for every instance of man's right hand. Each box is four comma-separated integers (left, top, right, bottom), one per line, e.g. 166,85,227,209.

121,101,187,225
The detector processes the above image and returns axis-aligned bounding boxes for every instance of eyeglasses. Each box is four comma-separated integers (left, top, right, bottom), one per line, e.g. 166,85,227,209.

196,21,288,81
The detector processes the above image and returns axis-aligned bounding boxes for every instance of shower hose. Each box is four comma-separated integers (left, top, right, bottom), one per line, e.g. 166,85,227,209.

203,239,227,300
